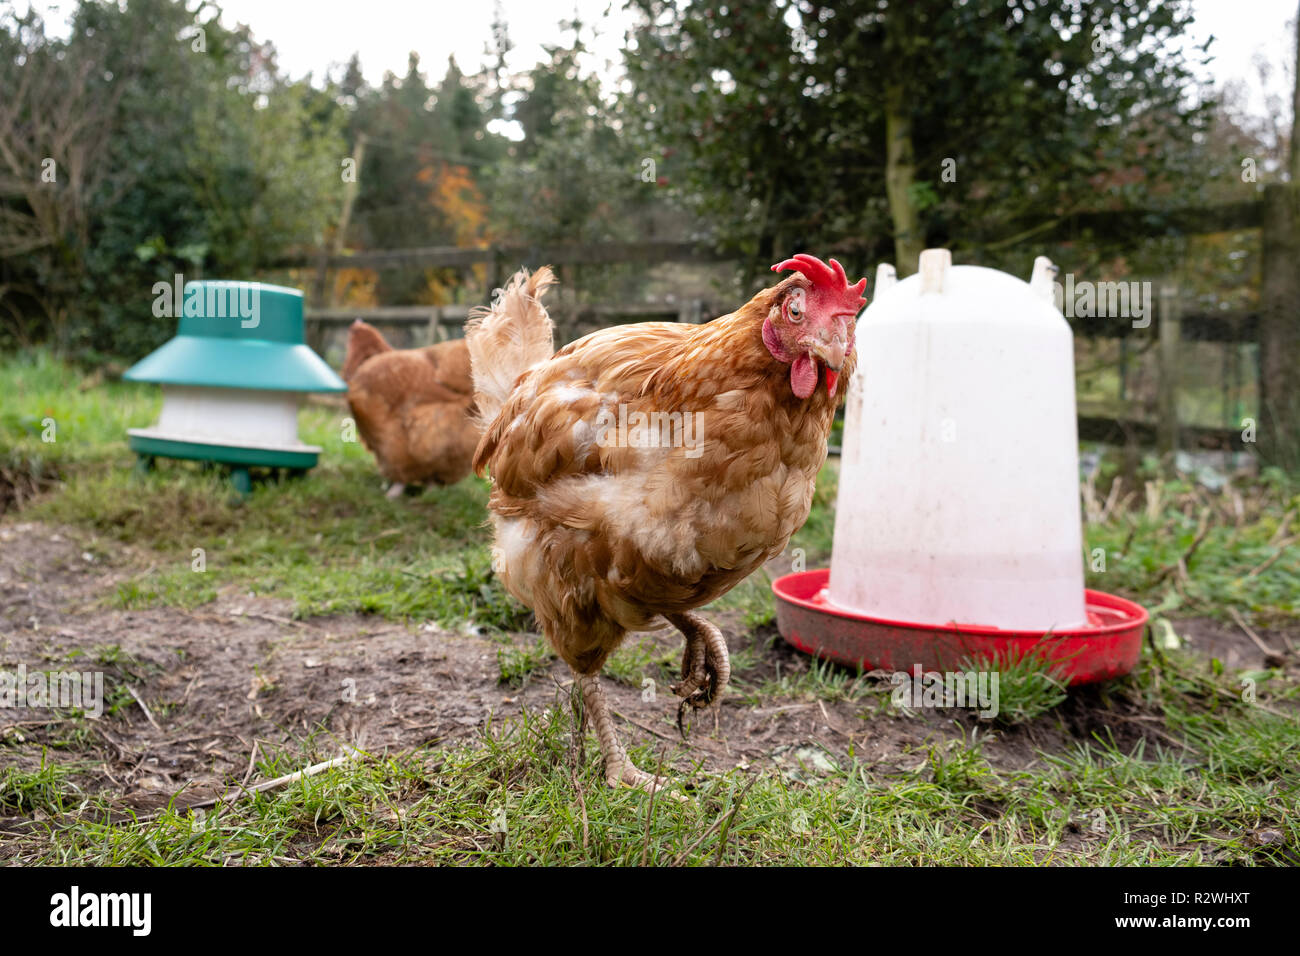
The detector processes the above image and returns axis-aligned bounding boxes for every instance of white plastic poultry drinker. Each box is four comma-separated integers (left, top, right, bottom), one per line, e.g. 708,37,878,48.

772,249,1146,685
835,249,1085,628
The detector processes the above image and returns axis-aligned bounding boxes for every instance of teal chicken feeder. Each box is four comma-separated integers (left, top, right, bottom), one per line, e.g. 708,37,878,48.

124,280,345,494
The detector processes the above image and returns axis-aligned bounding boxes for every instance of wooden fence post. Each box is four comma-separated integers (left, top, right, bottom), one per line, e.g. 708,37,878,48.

311,134,367,309
1259,182,1300,466
1157,285,1180,457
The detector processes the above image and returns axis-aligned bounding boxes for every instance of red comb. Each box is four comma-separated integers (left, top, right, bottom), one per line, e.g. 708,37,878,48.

771,253,867,311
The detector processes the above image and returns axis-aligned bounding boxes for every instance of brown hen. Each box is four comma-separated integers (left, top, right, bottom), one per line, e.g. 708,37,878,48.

468,256,866,791
342,320,479,497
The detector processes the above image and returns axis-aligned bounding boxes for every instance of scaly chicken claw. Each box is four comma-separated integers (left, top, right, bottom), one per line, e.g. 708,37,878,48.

577,672,686,799
668,612,731,739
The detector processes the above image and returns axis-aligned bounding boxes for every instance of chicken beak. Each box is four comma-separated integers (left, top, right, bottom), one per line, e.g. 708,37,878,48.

810,341,846,395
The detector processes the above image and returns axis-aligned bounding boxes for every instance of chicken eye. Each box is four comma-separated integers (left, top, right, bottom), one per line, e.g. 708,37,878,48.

787,299,803,323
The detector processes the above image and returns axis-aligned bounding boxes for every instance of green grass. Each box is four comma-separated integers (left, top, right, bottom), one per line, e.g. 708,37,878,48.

603,636,678,688
734,651,882,707
59,463,503,623
496,637,558,688
0,350,161,466
963,650,1071,726
0,755,85,816
709,574,778,630
1083,475,1300,623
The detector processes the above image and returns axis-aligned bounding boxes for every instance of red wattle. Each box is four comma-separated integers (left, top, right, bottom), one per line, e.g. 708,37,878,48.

825,368,838,395
790,354,817,398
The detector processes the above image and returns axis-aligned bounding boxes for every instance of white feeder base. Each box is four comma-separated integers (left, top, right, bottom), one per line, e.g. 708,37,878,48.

139,385,318,453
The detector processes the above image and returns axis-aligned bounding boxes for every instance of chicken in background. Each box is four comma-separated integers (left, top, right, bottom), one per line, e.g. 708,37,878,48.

467,255,866,792
341,319,481,498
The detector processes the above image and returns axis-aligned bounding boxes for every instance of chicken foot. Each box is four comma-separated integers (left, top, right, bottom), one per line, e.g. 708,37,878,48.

577,672,674,793
668,612,730,736
385,481,407,499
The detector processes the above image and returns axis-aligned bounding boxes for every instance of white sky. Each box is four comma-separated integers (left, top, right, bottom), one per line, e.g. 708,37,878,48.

11,0,1298,120
206,0,632,87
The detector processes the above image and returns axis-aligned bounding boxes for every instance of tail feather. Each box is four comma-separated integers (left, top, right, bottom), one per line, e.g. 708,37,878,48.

465,266,556,425
343,319,392,381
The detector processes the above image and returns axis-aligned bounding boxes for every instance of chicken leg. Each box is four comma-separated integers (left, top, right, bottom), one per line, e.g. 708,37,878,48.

668,612,730,731
577,672,673,793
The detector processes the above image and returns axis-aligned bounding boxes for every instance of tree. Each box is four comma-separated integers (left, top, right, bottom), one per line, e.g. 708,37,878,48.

625,0,1212,277
0,0,346,357
344,52,508,304
489,20,661,300
0,6,121,346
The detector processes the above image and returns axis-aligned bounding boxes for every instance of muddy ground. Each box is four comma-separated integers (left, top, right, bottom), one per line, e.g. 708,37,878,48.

0,520,1293,826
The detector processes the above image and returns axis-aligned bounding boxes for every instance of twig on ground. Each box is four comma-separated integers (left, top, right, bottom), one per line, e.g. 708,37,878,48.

571,767,589,853
126,685,162,732
0,718,82,734
1111,715,1198,753
1244,535,1296,579
1150,508,1212,586
1268,509,1295,546
614,709,675,741
670,773,758,866
749,703,813,718
241,739,261,787
164,747,366,818
1227,606,1281,660
712,774,759,866
230,609,306,629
